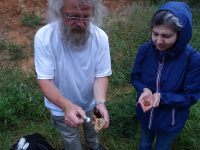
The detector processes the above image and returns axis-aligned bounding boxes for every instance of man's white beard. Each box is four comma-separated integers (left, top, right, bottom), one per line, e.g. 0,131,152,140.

60,22,90,47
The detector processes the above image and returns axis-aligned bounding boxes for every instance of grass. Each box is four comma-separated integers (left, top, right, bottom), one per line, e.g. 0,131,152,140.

21,13,41,27
190,9,200,49
1,2,200,150
105,5,154,87
0,69,47,130
0,38,24,60
172,104,200,150
0,69,61,149
101,90,140,149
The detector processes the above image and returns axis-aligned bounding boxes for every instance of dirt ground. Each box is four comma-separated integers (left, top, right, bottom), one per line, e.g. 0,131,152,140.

0,0,132,72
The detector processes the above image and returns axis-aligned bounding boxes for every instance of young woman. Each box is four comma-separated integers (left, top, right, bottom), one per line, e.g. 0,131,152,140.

131,2,200,150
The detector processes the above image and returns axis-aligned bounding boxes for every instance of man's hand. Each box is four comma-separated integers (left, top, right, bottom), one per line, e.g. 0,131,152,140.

38,79,86,127
63,102,86,128
95,104,109,128
138,88,153,112
93,77,109,128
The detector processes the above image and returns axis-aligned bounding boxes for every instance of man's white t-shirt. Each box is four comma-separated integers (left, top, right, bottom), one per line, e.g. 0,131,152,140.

34,21,112,116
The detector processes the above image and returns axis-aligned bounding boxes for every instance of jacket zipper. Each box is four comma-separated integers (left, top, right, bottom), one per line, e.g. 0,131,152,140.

148,57,165,129
172,108,175,126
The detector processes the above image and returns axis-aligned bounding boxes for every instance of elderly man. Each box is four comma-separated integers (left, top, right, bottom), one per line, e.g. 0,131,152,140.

34,0,112,149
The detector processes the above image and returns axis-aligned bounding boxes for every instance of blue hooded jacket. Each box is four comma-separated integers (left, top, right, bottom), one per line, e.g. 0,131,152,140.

131,2,200,132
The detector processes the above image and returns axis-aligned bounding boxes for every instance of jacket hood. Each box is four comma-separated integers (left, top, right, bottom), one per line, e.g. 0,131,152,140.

154,2,192,57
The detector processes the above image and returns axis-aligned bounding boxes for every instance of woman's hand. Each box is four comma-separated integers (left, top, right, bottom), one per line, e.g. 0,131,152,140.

152,93,160,107
139,88,153,112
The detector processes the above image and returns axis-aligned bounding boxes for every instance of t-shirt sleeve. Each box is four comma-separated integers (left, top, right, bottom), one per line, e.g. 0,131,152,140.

95,33,112,77
34,32,55,79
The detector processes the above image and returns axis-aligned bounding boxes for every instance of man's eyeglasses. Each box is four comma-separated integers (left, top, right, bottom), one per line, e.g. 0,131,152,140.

63,13,92,23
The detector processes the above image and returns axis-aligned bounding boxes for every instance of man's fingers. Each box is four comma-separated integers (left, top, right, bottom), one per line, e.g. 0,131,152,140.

102,112,109,128
95,105,109,129
76,108,86,119
65,111,85,127
65,116,78,128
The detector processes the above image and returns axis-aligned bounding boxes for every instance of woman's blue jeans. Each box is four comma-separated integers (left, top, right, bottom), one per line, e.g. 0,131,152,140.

139,124,181,150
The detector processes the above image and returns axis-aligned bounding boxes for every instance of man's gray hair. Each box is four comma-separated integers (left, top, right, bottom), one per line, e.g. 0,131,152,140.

47,0,107,27
151,10,183,32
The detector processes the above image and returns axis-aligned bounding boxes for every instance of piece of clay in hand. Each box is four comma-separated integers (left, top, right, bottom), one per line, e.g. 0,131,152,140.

143,100,150,107
94,118,105,132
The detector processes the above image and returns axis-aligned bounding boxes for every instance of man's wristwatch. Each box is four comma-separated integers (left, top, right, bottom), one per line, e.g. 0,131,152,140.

95,99,106,105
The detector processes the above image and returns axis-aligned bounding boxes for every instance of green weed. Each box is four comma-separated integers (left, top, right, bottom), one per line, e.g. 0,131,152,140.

0,39,24,60
21,13,41,27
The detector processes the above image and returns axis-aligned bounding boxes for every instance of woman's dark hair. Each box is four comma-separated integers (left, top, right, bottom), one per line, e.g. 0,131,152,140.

151,10,183,32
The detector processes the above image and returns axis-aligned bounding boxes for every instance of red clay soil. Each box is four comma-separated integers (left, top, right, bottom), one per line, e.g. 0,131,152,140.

0,0,132,71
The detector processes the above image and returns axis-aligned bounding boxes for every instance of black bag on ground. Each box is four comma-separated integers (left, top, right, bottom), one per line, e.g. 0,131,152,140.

10,133,56,150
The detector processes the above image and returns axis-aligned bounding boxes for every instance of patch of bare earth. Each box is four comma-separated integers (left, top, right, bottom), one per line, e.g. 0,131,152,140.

0,0,132,72
0,0,46,72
